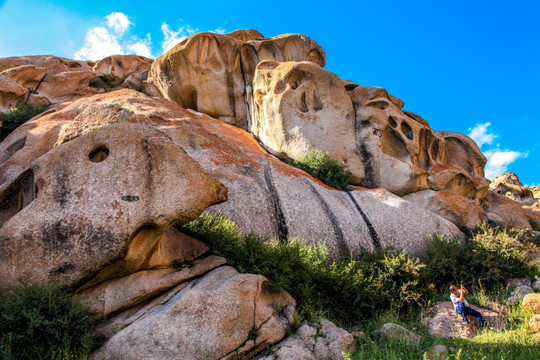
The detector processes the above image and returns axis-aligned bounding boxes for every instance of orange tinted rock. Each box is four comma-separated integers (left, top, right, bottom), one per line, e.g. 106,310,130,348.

483,191,533,230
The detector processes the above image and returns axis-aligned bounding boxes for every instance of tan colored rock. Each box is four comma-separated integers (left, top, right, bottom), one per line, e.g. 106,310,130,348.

427,302,506,339
146,227,210,269
37,70,101,103
0,55,93,75
377,323,422,344
0,89,463,259
490,172,537,206
523,293,540,313
227,29,264,42
529,315,540,332
90,266,296,360
251,60,364,184
403,190,484,230
0,74,28,111
147,32,255,128
80,255,226,317
92,55,152,88
249,33,326,68
147,31,325,129
483,191,533,230
0,122,227,292
0,65,47,90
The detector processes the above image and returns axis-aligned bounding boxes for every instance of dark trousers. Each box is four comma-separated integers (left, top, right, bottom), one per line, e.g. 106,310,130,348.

456,301,484,325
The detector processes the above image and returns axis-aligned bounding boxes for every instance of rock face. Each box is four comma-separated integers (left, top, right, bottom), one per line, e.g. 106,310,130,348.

0,89,463,259
0,122,227,292
90,266,296,360
426,301,506,339
251,61,363,184
146,31,325,129
254,319,357,360
490,172,537,206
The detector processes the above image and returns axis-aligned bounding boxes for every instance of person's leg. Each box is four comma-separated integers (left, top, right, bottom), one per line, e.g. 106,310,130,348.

456,302,468,323
464,307,485,326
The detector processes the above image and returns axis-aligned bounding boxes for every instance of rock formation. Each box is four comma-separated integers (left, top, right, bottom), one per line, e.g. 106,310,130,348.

1,28,538,359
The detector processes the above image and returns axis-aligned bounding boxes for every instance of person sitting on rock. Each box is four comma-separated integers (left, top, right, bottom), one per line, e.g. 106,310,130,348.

450,285,486,327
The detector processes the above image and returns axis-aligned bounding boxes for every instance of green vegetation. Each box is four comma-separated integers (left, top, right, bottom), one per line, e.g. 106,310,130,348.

0,282,96,360
286,149,351,190
178,215,540,359
425,224,539,289
0,102,45,140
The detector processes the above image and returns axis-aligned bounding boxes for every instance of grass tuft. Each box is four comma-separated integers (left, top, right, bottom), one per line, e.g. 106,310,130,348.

286,149,351,190
1,102,45,140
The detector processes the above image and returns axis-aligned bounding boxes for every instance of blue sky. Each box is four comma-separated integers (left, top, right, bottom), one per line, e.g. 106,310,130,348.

1,0,538,185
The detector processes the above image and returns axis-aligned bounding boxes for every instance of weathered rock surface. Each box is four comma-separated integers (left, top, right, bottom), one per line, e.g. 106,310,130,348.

427,301,506,339
251,61,364,184
146,31,325,129
254,319,357,360
90,266,296,360
0,122,227,292
92,55,152,89
523,293,540,313
483,191,534,230
490,172,537,206
376,323,422,344
530,315,540,332
0,89,463,258
0,74,28,112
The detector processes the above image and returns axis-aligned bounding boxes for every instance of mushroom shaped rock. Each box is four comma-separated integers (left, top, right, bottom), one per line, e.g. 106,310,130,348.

90,266,296,360
0,122,227,292
251,60,364,184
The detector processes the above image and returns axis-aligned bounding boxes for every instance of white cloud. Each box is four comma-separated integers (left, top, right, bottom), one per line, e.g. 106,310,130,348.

160,23,197,53
106,12,132,35
468,122,496,149
74,27,124,60
74,12,152,60
484,149,528,180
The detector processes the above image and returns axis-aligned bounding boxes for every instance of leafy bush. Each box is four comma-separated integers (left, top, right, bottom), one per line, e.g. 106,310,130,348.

176,214,434,324
0,102,45,141
0,282,96,360
424,224,536,289
286,149,351,190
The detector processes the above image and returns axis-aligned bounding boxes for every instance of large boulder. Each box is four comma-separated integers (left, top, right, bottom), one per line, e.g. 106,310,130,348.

251,61,364,184
92,55,153,89
490,172,537,206
0,74,28,112
483,191,533,230
0,89,463,259
146,30,325,129
0,122,227,292
523,293,540,313
376,323,422,344
90,266,296,360
426,301,506,339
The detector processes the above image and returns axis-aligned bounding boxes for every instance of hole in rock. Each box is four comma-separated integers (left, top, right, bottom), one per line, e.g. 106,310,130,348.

0,136,27,166
344,83,359,91
400,121,414,140
388,116,398,128
365,100,389,110
122,195,140,202
298,92,309,113
89,145,109,163
381,129,409,161
0,168,35,228
291,81,299,90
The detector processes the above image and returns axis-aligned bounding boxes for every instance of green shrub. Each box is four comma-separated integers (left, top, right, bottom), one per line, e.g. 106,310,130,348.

0,282,96,360
176,214,434,325
424,224,535,289
286,149,351,190
0,102,45,140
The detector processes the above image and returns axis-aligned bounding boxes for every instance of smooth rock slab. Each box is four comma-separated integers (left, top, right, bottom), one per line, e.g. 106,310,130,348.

90,266,296,360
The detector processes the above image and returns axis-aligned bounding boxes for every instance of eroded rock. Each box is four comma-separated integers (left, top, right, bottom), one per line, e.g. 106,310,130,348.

90,266,296,360
0,122,227,292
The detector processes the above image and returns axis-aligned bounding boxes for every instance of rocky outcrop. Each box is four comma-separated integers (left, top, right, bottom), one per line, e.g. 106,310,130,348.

251,61,364,184
0,122,227,292
490,172,537,206
0,89,463,258
146,31,325,129
0,74,29,112
254,319,357,360
426,301,506,339
90,266,296,360
482,191,534,230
